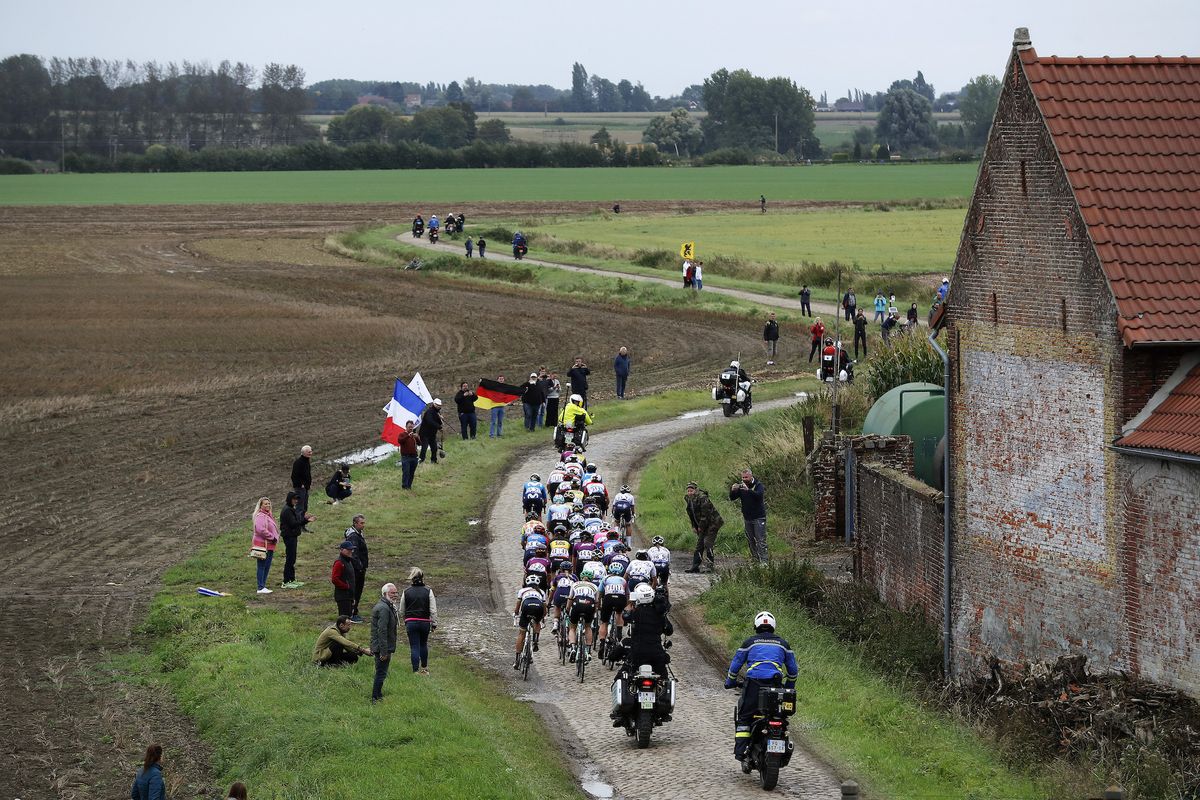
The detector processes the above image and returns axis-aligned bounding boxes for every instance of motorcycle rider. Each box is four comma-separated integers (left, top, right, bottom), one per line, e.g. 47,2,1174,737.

522,473,548,517
820,337,838,380
729,359,750,383
512,575,547,669
558,394,593,450
512,230,528,258
428,214,439,232
619,583,673,680
723,611,798,762
647,536,672,588
412,214,424,237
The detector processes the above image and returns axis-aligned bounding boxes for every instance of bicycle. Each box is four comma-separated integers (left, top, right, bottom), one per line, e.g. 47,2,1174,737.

615,513,634,547
602,614,623,670
574,619,591,683
518,620,538,681
555,614,570,665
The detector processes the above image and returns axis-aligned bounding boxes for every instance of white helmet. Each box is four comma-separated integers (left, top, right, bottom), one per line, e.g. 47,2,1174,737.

942,277,950,284
570,393,583,404
632,584,655,605
730,360,740,369
754,611,776,630
524,575,541,587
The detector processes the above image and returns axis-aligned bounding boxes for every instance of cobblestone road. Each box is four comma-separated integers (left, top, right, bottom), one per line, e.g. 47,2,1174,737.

442,397,842,799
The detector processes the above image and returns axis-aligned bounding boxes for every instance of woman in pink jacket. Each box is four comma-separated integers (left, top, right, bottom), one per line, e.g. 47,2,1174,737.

252,496,280,594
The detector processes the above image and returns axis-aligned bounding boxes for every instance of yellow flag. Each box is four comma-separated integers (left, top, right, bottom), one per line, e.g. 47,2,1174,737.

679,242,696,259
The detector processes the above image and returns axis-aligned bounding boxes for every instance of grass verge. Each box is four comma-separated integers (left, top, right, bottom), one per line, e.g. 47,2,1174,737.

126,380,808,798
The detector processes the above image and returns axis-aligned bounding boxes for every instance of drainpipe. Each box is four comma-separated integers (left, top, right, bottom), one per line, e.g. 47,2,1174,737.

928,330,952,680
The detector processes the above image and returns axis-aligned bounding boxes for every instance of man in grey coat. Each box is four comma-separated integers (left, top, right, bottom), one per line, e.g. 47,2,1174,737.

370,583,399,702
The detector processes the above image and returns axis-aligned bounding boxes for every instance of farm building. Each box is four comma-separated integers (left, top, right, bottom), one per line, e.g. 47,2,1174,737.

942,29,1200,695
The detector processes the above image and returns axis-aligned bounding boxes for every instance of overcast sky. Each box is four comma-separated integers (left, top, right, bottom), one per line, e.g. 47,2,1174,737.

2,0,1195,98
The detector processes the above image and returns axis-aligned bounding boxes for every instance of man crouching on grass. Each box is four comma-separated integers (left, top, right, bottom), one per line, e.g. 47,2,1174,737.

313,615,371,667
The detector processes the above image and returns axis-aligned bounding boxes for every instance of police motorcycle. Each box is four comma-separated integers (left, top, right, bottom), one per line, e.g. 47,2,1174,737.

817,338,855,384
608,585,675,748
713,360,752,417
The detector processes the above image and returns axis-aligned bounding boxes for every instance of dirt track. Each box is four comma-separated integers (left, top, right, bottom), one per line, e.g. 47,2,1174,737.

444,395,841,799
0,203,805,799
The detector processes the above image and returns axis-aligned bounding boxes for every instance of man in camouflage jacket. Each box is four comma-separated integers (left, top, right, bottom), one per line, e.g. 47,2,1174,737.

684,481,724,573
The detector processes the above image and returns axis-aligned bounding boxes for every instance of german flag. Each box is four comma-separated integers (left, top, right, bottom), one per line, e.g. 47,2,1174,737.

475,378,524,410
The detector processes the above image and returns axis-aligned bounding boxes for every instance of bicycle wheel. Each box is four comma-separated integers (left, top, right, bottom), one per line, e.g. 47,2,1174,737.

558,623,568,665
522,637,532,681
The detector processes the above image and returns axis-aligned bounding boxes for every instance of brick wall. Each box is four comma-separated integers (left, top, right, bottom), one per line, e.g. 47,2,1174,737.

854,463,945,628
1121,348,1184,424
809,432,912,541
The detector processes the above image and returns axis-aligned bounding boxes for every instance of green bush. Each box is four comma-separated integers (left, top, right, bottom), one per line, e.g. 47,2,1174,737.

632,249,676,268
0,157,35,175
861,332,944,400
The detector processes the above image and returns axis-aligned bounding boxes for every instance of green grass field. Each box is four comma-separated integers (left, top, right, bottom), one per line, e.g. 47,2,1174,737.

527,206,965,273
0,163,977,206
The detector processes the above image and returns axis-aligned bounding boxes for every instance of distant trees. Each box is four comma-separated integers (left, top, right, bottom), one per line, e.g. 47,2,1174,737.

875,86,937,154
642,108,702,156
476,118,511,144
571,63,593,112
958,74,1001,148
701,68,817,156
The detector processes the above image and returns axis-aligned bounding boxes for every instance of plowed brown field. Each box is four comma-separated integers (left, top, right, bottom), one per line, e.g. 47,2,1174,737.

0,203,765,799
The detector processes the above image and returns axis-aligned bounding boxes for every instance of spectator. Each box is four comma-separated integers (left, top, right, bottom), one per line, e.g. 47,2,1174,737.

543,372,562,427
453,382,477,440
682,259,692,288
808,318,826,363
313,615,371,667
398,567,438,674
344,515,369,622
842,288,857,322
290,445,313,519
907,302,919,331
853,310,868,359
279,491,312,589
331,540,357,617
130,743,164,800
937,278,949,301
762,312,779,365
522,372,545,431
477,237,486,258
760,194,767,213
873,292,887,323
567,357,590,407
227,783,248,800
535,367,552,426
729,468,768,564
799,285,812,317
489,374,507,437
418,400,443,464
613,346,631,399
882,312,898,345
324,463,352,505
684,481,724,573
370,583,400,702
251,497,279,594
397,420,421,489
465,236,474,258
693,260,704,291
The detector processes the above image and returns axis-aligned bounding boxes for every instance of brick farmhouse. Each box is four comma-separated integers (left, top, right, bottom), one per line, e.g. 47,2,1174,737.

943,29,1200,694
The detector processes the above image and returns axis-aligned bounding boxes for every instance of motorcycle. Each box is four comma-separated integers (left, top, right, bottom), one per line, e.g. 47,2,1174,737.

713,368,752,417
610,645,675,748
817,348,855,384
412,223,424,239
739,683,797,791
554,420,588,452
428,227,439,244
513,242,528,260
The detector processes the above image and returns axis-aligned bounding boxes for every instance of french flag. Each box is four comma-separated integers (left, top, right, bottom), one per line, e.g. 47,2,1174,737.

381,374,432,445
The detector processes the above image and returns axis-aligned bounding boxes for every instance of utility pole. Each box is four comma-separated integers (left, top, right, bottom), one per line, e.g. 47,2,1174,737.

774,112,779,153
832,262,842,433
59,114,65,173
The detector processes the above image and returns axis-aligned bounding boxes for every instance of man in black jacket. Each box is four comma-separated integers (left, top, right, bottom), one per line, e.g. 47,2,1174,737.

729,469,768,564
521,373,545,431
762,312,780,365
279,491,312,589
418,400,443,463
344,515,370,622
453,382,477,440
291,445,313,518
567,356,590,407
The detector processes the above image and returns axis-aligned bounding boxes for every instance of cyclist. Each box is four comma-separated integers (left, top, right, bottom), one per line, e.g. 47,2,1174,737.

565,574,601,662
581,461,599,485
626,549,658,590
548,537,572,572
521,514,543,545
525,544,551,577
546,464,567,498
573,538,600,575
512,576,547,670
584,473,609,516
647,536,672,587
723,611,798,761
522,473,548,517
581,559,607,587
547,493,571,526
549,562,577,633
599,562,629,647
524,559,549,593
611,484,636,534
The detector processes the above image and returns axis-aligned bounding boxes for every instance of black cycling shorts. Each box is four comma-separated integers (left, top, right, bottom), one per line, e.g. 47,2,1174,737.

653,565,670,585
568,602,596,625
523,498,545,514
602,596,627,623
519,601,545,628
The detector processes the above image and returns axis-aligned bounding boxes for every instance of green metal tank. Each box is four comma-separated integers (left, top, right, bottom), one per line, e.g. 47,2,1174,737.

861,382,945,487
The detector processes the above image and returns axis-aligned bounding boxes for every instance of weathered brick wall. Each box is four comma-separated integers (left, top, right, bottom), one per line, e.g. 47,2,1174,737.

1121,348,1184,424
854,463,945,628
1115,456,1200,694
809,432,912,541
945,49,1130,680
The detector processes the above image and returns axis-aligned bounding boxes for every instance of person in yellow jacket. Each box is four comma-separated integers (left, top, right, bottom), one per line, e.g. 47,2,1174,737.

558,394,593,449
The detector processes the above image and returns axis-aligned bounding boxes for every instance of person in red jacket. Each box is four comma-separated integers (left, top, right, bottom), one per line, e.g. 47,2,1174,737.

808,318,826,363
331,540,357,617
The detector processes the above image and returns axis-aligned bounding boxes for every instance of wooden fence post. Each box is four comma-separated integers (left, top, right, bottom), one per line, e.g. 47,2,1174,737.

803,415,815,453
840,780,860,799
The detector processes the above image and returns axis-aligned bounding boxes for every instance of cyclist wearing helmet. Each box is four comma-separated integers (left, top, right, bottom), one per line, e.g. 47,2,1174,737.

611,484,636,528
599,562,630,645
647,536,672,587
559,394,593,450
625,549,657,590
548,538,572,572
521,521,547,551
723,611,798,761
524,559,549,593
522,473,548,517
583,473,608,515
512,576,547,669
573,538,599,575
618,583,673,678
525,545,551,577
549,562,577,633
580,559,607,588
547,465,567,498
547,493,572,525
581,462,599,484
565,574,601,661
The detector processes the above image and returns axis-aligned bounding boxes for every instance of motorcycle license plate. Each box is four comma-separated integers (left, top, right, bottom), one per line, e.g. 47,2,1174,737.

766,738,787,754
638,691,655,708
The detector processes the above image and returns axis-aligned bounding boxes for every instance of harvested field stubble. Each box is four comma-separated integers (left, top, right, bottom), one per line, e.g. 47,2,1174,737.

0,203,774,799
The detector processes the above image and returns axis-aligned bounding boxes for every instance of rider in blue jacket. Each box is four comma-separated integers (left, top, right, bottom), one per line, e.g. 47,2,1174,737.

724,611,797,761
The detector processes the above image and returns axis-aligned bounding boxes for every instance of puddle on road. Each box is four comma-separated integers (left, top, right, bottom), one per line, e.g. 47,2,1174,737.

338,443,395,465
678,408,716,420
467,518,482,526
581,775,615,798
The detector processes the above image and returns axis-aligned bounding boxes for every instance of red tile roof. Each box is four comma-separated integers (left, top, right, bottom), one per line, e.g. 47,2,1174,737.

1116,360,1200,456
1021,49,1200,346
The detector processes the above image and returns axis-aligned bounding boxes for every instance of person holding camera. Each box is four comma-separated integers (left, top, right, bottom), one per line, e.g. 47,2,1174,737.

729,468,768,564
